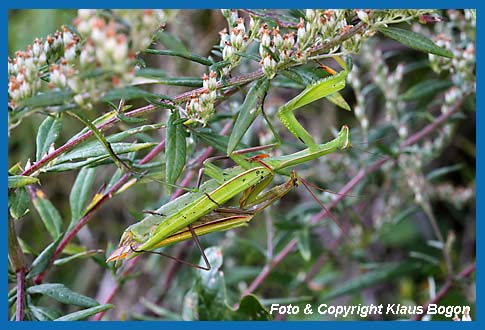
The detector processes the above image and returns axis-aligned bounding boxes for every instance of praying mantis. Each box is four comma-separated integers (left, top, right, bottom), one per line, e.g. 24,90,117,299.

107,57,351,267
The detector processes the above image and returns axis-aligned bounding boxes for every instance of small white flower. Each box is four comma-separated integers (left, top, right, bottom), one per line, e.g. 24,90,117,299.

222,42,234,61
356,10,369,23
236,17,246,34
306,9,316,22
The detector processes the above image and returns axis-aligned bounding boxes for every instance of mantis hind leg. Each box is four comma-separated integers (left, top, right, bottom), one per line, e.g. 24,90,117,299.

130,224,211,271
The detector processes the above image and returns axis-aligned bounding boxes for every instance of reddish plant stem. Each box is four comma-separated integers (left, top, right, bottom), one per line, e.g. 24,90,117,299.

34,140,166,284
412,262,476,321
242,95,468,297
9,215,27,320
15,269,26,321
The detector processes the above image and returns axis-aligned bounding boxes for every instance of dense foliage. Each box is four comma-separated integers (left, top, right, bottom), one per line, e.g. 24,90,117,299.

8,9,475,321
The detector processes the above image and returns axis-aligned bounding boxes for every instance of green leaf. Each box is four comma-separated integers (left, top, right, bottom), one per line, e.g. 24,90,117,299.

320,261,423,301
426,164,463,181
135,67,167,77
165,111,186,194
103,123,165,143
44,156,106,172
155,31,189,54
231,295,271,320
8,175,39,188
143,49,213,66
27,235,63,280
279,69,305,86
67,111,116,143
402,80,453,101
190,247,227,320
116,111,146,124
27,283,99,307
376,26,453,58
55,142,156,164
54,304,113,321
69,167,96,228
140,297,182,320
18,237,35,255
31,187,62,238
297,227,311,261
101,86,172,102
194,130,230,154
183,248,271,320
54,249,104,266
136,68,203,87
36,115,63,162
148,77,204,87
16,90,74,109
9,187,30,219
325,92,351,111
29,305,60,320
227,79,270,154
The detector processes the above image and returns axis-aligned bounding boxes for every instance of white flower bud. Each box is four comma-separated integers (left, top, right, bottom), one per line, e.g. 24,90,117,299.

260,29,271,47
306,9,316,22
222,43,234,61
249,16,257,31
78,9,96,19
64,44,77,62
236,17,246,34
356,10,369,23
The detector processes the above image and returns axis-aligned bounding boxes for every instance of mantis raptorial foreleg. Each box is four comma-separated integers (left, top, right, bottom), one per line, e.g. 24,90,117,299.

276,59,348,151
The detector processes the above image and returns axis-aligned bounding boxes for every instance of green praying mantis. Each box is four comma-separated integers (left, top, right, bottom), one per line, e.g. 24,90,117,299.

107,57,351,268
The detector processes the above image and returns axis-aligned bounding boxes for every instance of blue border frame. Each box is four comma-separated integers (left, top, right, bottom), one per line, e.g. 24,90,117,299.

4,1,480,328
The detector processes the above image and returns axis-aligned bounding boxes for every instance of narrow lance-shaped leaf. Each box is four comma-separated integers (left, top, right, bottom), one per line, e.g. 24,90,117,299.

53,249,104,266
231,295,271,321
54,142,156,164
227,79,270,154
320,261,423,301
54,304,113,321
143,49,214,66
376,26,453,58
402,79,453,101
165,110,186,194
69,167,97,229
30,186,62,239
36,115,63,161
16,90,74,110
8,175,39,189
27,235,63,280
27,283,99,307
29,305,60,321
297,227,311,261
68,110,129,172
9,187,30,219
325,92,351,111
155,31,189,54
101,86,173,102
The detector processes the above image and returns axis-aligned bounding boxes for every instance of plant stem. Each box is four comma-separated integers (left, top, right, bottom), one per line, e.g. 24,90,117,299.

8,217,27,321
16,269,26,321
